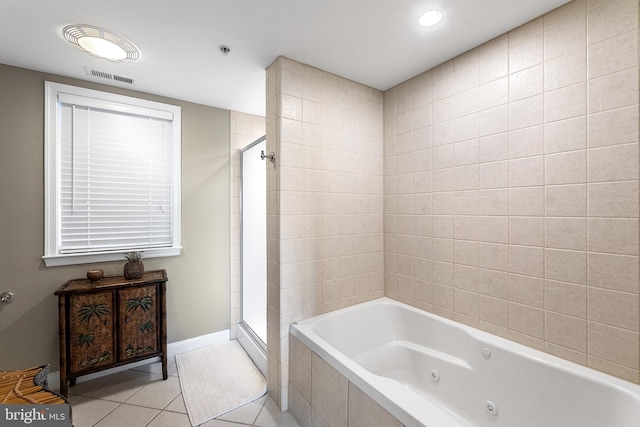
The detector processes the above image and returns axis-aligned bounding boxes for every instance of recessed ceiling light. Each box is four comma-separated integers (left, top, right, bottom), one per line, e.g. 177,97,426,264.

419,10,443,27
62,24,140,62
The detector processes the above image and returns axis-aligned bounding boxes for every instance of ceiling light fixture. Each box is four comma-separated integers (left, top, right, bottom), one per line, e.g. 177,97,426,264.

419,10,443,27
62,24,140,62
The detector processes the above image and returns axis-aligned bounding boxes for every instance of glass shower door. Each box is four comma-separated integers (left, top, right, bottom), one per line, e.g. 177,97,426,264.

240,137,267,344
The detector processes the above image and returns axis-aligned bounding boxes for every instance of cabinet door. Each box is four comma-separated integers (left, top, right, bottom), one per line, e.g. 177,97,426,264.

69,291,115,373
119,285,159,360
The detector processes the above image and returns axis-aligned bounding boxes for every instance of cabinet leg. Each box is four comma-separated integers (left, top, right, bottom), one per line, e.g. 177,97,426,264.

69,377,76,387
162,354,168,380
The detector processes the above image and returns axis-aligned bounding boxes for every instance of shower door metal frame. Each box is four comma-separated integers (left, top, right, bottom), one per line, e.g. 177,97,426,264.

239,135,267,353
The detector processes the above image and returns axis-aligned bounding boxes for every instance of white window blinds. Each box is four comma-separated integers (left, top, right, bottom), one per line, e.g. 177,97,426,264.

44,81,181,266
58,103,174,253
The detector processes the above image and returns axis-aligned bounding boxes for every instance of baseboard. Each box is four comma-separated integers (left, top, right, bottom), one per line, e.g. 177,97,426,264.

48,329,230,392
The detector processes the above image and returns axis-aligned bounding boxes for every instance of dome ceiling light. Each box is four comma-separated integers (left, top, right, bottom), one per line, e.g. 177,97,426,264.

419,10,443,27
62,24,141,62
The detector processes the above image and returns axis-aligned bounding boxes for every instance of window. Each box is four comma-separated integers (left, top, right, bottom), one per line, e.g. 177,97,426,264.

44,82,181,266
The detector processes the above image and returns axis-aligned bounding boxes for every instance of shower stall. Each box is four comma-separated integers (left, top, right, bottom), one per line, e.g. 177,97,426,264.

237,136,267,374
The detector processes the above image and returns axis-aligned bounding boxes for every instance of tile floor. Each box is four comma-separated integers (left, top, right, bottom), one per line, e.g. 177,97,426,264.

67,359,300,427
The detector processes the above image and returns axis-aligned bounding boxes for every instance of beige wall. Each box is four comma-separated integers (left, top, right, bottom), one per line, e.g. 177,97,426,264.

267,57,385,408
384,0,640,383
0,63,230,371
229,111,266,339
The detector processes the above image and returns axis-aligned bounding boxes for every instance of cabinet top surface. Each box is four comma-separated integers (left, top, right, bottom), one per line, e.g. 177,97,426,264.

55,270,167,295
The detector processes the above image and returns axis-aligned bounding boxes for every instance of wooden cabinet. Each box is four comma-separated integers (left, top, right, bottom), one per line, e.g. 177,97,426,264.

55,270,167,397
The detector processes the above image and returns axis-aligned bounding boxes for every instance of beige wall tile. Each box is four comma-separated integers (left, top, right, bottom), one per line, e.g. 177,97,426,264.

433,261,454,286
545,117,586,154
509,156,544,187
545,184,587,217
544,0,586,30
587,68,639,114
544,49,586,91
509,95,544,130
454,288,479,317
509,32,544,73
509,216,544,247
588,253,639,293
477,105,509,137
546,342,587,366
587,30,639,79
509,64,543,102
588,287,639,331
478,243,509,271
509,273,544,308
509,126,544,159
509,187,544,216
545,249,587,285
587,106,639,148
479,269,509,299
545,311,587,351
479,133,509,162
479,161,509,189
509,302,544,339
454,240,479,267
478,216,509,243
588,181,639,217
545,279,587,318
479,36,509,83
347,383,402,427
454,215,479,240
433,283,454,310
545,217,587,250
478,189,509,216
510,245,544,277
478,294,509,327
454,264,479,291
454,139,479,166
546,150,587,185
588,356,640,383
588,218,639,255
588,322,640,368
311,353,348,427
544,14,586,61
588,143,639,182
545,83,587,122
586,0,639,45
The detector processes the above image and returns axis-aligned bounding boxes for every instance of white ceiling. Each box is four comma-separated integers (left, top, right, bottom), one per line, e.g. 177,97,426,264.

0,0,570,116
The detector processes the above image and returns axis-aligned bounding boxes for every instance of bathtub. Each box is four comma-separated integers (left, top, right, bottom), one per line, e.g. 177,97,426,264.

289,297,640,427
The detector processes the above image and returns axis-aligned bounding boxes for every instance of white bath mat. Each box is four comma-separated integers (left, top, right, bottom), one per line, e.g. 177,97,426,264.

176,340,267,426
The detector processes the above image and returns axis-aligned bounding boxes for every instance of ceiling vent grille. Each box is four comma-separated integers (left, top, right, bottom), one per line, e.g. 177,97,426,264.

84,67,135,85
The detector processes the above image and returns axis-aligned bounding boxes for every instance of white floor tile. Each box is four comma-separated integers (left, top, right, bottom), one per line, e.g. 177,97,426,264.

253,397,300,427
217,394,267,424
164,393,187,414
70,397,120,427
125,375,182,409
93,403,159,427
146,410,192,427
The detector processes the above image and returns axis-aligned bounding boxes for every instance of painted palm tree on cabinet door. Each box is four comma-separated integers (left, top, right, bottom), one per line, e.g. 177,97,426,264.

121,286,158,359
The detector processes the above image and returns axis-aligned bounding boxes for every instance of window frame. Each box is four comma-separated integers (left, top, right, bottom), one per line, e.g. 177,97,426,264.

43,81,182,267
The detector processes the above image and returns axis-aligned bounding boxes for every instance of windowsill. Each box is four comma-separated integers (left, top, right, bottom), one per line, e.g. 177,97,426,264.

42,247,182,267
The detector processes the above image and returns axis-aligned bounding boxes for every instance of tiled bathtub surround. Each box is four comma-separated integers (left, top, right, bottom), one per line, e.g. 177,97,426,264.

288,335,401,427
271,0,640,412
384,0,640,382
266,58,385,407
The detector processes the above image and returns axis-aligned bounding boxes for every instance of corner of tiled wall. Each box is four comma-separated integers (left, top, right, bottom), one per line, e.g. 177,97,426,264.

266,55,385,410
383,0,640,383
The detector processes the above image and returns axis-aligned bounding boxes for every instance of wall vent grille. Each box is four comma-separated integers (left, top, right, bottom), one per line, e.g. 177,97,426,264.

84,67,135,85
